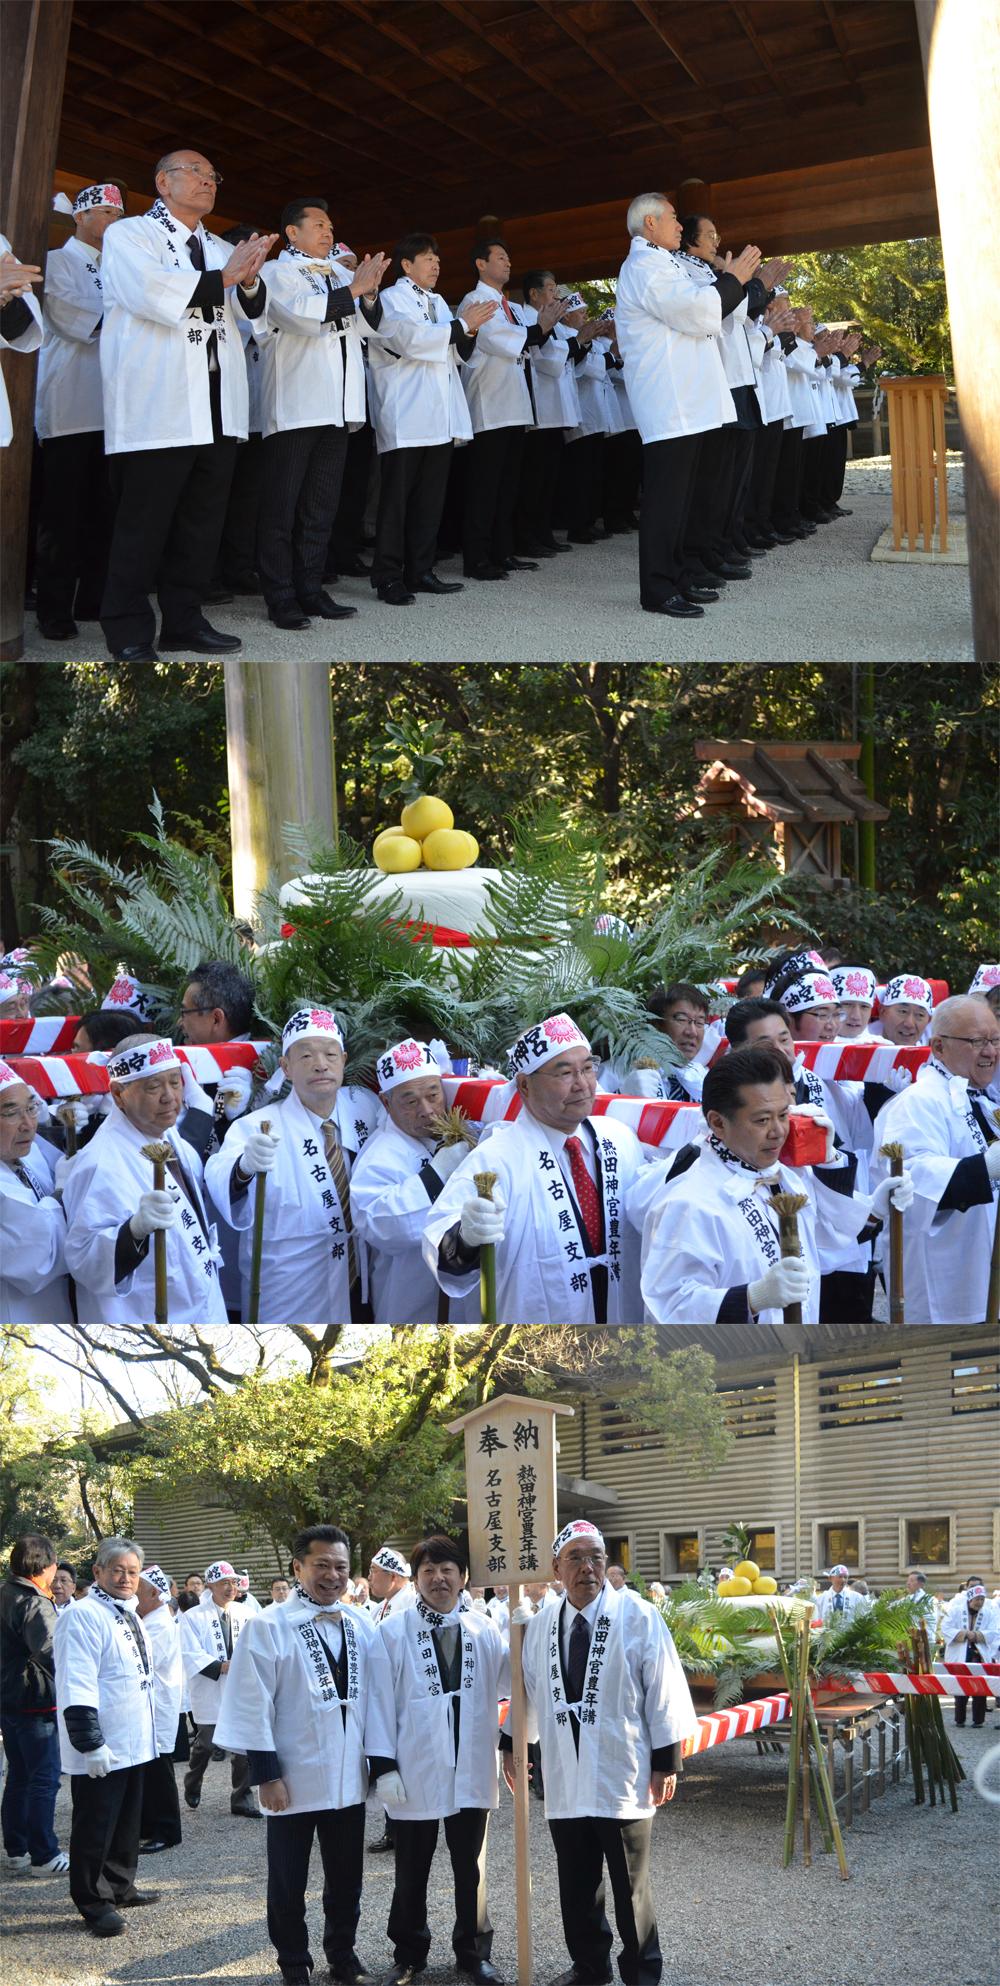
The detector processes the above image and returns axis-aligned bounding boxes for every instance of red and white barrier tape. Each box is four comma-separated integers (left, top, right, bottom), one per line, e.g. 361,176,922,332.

684,1662,997,1757
441,1078,828,1162
683,1691,790,1755
0,1016,81,1055
4,1042,268,1099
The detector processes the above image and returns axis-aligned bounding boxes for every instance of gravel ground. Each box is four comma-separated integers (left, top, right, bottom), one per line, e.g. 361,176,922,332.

19,474,973,665
3,1718,996,1986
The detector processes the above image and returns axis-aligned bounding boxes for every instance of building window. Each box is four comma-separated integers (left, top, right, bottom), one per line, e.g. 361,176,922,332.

661,1531,703,1577
747,1528,776,1571
717,1378,777,1438
819,1360,902,1429
905,1518,951,1566
822,1524,860,1567
595,1401,664,1454
604,1533,634,1573
951,1349,1000,1415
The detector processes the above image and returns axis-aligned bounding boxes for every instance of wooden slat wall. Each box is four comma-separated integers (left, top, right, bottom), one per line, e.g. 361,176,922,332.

555,1336,998,1597
132,1485,286,1599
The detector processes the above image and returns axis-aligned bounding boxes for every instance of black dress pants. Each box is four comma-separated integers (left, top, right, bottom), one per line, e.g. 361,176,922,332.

184,1721,251,1809
682,425,735,576
388,1808,492,1967
771,426,806,529
215,431,265,585
328,418,375,572
35,430,115,626
69,1764,145,1922
639,432,703,605
139,1751,182,1846
548,1813,661,1985
954,1693,987,1727
602,429,642,529
819,1265,876,1324
256,423,349,608
463,425,524,569
722,428,757,553
100,426,238,651
560,433,605,536
372,441,453,590
266,1801,365,1975
746,418,785,533
514,425,564,547
819,424,849,509
799,434,827,514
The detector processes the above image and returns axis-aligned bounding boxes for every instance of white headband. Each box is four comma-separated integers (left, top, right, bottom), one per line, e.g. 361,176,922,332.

881,974,932,1010
282,1007,345,1054
509,1013,591,1079
102,974,155,1019
966,1583,986,1598
204,1560,238,1583
140,1564,171,1599
376,1038,440,1092
0,971,31,1000
371,1545,411,1576
107,1037,181,1084
552,1520,606,1557
0,1060,25,1091
968,965,1000,996
73,182,124,214
829,1564,850,1577
778,972,839,1014
831,967,876,1004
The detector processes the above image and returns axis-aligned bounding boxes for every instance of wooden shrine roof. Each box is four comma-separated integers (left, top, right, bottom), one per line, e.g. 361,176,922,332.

693,739,890,825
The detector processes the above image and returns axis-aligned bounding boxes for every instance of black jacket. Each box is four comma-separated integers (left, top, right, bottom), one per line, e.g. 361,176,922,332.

0,1577,57,1713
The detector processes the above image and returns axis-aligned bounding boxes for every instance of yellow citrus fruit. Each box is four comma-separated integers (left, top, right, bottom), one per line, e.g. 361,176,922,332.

401,795,454,839
734,1560,760,1584
373,826,407,851
753,1576,778,1595
462,831,479,862
421,827,474,871
374,834,423,873
717,1579,739,1597
729,1577,754,1596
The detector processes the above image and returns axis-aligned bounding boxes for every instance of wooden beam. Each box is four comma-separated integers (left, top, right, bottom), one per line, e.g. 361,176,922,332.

533,0,726,150
629,0,741,133
752,747,827,822
821,1,867,106
728,3,799,112
440,0,701,138
805,748,887,820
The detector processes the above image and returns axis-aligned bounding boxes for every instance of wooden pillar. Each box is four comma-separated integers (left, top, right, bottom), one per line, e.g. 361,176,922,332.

857,665,876,890
224,662,338,921
0,0,73,660
915,0,1000,664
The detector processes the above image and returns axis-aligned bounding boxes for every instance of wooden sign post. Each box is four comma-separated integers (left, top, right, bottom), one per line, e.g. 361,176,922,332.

447,1395,574,1986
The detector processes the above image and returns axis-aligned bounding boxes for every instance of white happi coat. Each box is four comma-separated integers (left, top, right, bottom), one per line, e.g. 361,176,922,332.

758,325,793,423
871,1061,996,1324
142,1603,184,1752
1,236,43,448
783,337,822,430
422,1110,669,1324
524,310,580,429
205,1084,379,1324
54,1586,156,1773
522,1582,697,1821
365,277,472,451
99,205,255,451
214,1591,397,1816
815,1586,868,1627
0,1139,73,1324
179,1590,250,1726
641,1138,866,1326
35,234,105,439
457,281,533,431
257,248,366,437
349,1121,481,1325
614,237,735,443
565,343,611,440
939,1593,1000,1665
371,1581,416,1626
62,1106,226,1325
379,1600,510,1821
237,314,266,434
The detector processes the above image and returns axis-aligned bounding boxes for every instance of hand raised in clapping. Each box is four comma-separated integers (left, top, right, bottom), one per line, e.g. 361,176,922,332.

766,304,797,336
462,299,499,332
0,251,43,304
859,342,882,366
220,233,279,289
757,256,795,291
723,244,762,286
349,251,391,299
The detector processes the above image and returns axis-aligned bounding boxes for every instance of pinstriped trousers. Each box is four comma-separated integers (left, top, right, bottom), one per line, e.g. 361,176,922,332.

256,424,348,607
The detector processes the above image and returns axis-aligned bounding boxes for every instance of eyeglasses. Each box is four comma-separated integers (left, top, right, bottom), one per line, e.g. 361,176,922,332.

561,1553,607,1568
0,1101,38,1122
937,1034,1000,1049
164,166,223,185
177,1003,211,1018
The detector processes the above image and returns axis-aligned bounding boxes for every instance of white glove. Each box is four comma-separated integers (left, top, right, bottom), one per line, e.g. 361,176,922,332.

459,1186,506,1248
54,1152,79,1195
619,1068,663,1100
788,1102,836,1163
31,1092,52,1128
884,1060,915,1093
238,1125,281,1175
218,1066,252,1120
870,1170,915,1219
476,1066,506,1081
427,1037,451,1071
57,1101,90,1132
130,1187,181,1240
180,1060,214,1115
430,1140,471,1183
985,1142,1000,1180
84,1744,114,1779
376,1771,407,1807
510,1600,534,1624
747,1254,810,1315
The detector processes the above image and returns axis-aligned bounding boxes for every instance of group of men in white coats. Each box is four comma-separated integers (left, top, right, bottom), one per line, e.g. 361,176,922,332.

940,1581,1000,1728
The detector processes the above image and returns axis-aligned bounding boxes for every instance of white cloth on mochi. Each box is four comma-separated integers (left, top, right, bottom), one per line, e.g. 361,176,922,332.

99,207,256,451
640,1137,867,1326
214,1590,397,1816
870,1061,996,1325
205,1084,379,1324
521,1580,697,1821
54,1586,156,1773
1,1137,73,1323
564,342,611,440
142,1604,184,1752
378,1600,510,1821
1,235,43,447
456,280,533,432
62,1105,226,1325
614,237,735,444
364,276,472,451
179,1589,249,1726
35,234,105,438
256,246,364,437
524,310,581,428
939,1594,1000,1665
815,1586,868,1627
422,1109,672,1324
371,1581,416,1626
349,1120,481,1324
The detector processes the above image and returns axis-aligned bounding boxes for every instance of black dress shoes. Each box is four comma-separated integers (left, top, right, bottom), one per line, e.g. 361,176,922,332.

339,555,373,576
201,584,234,605
503,555,538,570
224,573,262,594
547,1971,613,1986
567,528,599,544
119,1891,160,1906
138,1839,174,1854
409,572,464,594
299,591,358,619
642,596,703,618
381,1967,425,1986
231,1802,263,1818
707,560,752,580
184,1789,200,1808
456,1962,504,1985
89,1907,126,1937
830,503,852,516
681,585,719,604
112,644,159,660
367,1829,395,1852
39,618,79,639
159,624,242,652
767,529,798,545
463,562,508,580
269,605,311,629
327,1955,377,1985
733,541,767,558
515,540,559,558
379,581,416,605
541,538,573,552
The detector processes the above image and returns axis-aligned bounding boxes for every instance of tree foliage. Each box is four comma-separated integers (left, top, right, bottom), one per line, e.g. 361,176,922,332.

0,1333,132,1569
785,239,952,381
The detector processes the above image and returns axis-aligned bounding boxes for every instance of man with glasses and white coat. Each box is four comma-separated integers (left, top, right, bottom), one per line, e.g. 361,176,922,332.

503,1521,696,1986
871,994,1000,1324
0,1060,72,1324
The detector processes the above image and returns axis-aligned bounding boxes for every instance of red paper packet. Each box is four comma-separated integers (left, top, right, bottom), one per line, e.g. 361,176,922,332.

780,1112,828,1167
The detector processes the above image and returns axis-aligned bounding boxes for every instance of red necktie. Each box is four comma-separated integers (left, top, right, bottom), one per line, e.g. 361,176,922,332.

500,294,516,324
564,1136,601,1253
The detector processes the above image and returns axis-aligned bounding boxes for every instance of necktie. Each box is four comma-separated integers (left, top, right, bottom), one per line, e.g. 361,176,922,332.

9,1159,42,1202
564,1136,601,1252
567,1611,590,1701
187,231,218,368
833,1593,844,1614
320,1122,358,1287
220,1607,233,1657
428,294,438,324
500,293,516,324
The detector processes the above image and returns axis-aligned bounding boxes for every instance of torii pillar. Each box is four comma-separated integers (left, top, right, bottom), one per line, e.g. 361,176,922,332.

224,662,338,921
